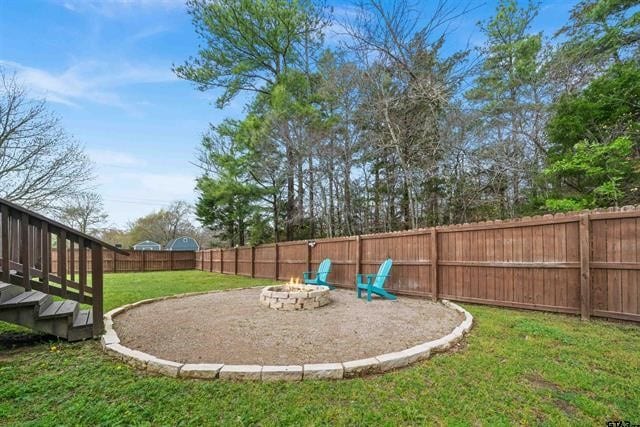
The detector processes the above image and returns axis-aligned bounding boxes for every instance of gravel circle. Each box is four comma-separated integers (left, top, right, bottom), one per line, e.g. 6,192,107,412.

114,287,464,365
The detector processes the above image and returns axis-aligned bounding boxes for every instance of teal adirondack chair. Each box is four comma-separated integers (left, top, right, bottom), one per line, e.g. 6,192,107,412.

303,258,333,289
356,258,396,302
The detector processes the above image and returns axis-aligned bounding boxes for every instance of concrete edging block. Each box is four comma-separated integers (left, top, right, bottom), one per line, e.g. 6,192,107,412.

219,365,262,380
261,365,303,381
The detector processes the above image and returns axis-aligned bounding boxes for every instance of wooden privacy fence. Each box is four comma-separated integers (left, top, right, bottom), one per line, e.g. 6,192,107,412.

197,207,640,323
50,250,196,274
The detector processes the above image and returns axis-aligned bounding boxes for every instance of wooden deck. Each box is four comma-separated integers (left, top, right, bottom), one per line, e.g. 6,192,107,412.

0,197,128,340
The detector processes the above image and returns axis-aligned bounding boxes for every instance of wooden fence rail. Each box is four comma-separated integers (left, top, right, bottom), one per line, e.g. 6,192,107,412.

196,208,640,324
50,250,196,274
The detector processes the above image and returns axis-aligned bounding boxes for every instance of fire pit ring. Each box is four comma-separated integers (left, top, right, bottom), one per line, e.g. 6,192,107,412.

260,284,331,311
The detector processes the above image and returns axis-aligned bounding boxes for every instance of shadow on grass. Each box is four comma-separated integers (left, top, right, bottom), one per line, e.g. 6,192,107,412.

0,330,52,352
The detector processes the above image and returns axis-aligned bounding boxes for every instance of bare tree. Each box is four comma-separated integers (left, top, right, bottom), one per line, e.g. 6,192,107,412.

344,0,471,228
56,192,108,235
0,69,93,210
128,201,196,245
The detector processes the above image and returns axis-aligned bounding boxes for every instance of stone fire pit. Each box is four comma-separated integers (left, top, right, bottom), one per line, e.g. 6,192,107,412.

260,284,330,311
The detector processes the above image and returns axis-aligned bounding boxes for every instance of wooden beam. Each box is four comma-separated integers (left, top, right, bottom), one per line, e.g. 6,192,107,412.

58,230,67,297
355,235,361,276
69,238,75,282
251,246,255,278
20,213,31,290
91,243,104,336
1,205,10,283
41,222,50,293
274,243,279,281
79,237,86,300
579,213,591,320
431,227,438,301
234,247,238,275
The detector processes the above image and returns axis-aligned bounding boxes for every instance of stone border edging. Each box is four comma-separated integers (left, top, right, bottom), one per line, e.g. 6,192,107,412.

101,288,473,381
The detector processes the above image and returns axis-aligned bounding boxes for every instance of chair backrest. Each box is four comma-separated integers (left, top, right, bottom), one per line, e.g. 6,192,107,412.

373,258,393,288
317,258,332,282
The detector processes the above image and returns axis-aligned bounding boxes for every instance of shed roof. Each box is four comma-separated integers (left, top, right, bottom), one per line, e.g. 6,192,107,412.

132,240,162,249
165,236,199,251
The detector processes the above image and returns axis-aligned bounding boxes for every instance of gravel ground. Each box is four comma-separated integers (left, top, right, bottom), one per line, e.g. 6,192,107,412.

114,287,464,365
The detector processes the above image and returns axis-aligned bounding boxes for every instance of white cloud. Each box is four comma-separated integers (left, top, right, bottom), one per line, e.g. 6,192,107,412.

87,149,144,167
58,0,185,17
0,60,176,113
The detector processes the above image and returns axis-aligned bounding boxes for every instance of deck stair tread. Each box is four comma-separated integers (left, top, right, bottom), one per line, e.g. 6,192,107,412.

1,291,52,308
38,300,78,319
72,309,93,328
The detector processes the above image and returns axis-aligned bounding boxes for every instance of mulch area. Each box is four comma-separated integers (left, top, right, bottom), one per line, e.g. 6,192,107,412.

114,288,464,365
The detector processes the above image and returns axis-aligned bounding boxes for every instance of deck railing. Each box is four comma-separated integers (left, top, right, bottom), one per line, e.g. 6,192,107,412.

0,197,128,336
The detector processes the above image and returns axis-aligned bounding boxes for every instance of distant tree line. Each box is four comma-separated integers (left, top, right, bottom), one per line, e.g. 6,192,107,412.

172,0,637,247
100,201,217,249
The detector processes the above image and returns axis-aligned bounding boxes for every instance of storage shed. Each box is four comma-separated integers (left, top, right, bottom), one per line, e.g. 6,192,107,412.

165,236,200,251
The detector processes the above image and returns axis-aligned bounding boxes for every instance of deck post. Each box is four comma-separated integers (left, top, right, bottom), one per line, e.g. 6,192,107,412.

20,213,31,289
1,205,9,283
431,228,438,301
579,213,591,320
41,222,50,292
91,243,104,336
58,230,67,297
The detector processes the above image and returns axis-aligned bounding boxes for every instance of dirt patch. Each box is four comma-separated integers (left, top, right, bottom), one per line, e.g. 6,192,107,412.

526,373,562,392
114,288,464,365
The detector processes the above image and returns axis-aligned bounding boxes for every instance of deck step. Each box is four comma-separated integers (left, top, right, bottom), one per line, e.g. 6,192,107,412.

67,309,94,342
72,309,92,328
0,281,25,303
38,300,79,320
1,291,52,309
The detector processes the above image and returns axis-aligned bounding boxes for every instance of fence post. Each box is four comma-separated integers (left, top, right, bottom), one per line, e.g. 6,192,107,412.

251,246,255,278
579,213,591,320
234,247,238,275
220,249,224,273
306,242,311,273
355,235,361,277
114,251,118,273
210,249,213,272
431,227,439,301
274,243,279,281
169,251,174,271
141,250,146,272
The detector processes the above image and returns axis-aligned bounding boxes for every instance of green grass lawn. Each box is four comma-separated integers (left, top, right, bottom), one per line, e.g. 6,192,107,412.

1,270,639,425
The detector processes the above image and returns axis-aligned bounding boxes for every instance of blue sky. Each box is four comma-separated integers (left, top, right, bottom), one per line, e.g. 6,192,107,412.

0,0,577,227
